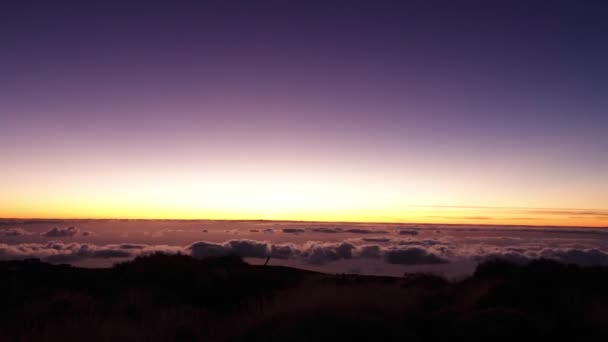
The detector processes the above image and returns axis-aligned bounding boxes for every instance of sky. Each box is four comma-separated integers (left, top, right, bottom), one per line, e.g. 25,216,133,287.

1,1,607,226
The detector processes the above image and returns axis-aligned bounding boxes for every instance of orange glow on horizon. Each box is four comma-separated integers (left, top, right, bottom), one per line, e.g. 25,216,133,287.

2,201,607,228
2,160,606,228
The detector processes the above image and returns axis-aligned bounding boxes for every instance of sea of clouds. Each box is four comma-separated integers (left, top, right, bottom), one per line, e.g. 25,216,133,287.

2,220,608,275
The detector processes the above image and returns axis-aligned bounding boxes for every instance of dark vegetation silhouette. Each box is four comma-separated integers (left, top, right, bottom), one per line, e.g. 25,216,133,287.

1,253,608,341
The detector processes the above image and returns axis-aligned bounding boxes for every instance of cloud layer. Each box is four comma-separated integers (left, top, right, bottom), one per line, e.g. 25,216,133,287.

3,227,608,270
0,241,182,263
0,238,451,266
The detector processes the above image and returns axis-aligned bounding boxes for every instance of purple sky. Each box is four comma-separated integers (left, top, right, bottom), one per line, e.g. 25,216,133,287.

1,1,607,224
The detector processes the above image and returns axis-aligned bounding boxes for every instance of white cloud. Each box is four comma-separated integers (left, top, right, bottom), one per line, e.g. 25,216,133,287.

191,239,448,265
300,242,355,264
282,228,306,234
361,237,391,243
0,241,182,263
0,228,33,237
2,232,608,270
42,227,79,238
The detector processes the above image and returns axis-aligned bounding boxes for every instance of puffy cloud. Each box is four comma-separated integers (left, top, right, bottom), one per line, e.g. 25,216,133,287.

300,242,355,265
470,245,608,267
118,243,147,250
282,228,306,234
269,244,298,259
189,241,231,258
384,246,448,265
361,237,392,243
357,244,382,258
309,227,390,234
345,228,389,234
355,237,452,249
147,228,188,237
448,227,608,236
478,251,531,264
3,232,608,270
311,228,341,233
189,239,286,259
0,228,32,237
42,227,79,238
0,238,447,267
189,240,357,264
0,241,182,263
398,230,419,236
188,239,448,266
225,240,269,258
397,239,450,247
514,228,608,236
541,248,608,266
45,246,131,263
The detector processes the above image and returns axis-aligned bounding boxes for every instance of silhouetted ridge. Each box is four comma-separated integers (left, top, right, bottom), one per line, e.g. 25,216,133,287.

1,254,607,341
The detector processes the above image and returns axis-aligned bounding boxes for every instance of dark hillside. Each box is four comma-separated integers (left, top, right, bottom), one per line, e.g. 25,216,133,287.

1,254,607,341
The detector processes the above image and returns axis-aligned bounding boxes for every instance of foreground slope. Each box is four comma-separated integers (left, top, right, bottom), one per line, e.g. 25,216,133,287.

1,253,607,341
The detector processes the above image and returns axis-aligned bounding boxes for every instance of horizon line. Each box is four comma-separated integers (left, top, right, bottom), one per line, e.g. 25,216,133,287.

1,217,606,230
